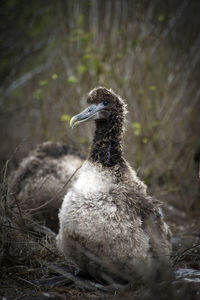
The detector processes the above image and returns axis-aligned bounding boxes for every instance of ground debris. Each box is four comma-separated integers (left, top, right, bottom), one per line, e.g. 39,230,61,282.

1,191,200,299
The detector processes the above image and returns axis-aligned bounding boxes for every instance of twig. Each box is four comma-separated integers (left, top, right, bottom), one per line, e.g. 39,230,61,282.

37,241,55,255
15,276,39,288
173,243,200,265
1,223,43,237
1,160,9,208
0,136,29,176
15,294,29,300
13,194,25,226
2,160,9,190
1,63,49,101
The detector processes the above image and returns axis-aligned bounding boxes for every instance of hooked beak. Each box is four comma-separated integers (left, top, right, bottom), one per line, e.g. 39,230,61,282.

70,104,103,128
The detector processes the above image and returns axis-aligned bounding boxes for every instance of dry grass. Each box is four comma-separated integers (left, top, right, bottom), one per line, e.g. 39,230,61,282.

0,176,58,271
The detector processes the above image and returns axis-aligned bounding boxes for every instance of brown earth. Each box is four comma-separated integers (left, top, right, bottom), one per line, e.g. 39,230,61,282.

0,200,200,300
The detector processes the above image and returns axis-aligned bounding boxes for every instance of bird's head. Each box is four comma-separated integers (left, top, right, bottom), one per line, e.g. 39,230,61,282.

70,87,127,129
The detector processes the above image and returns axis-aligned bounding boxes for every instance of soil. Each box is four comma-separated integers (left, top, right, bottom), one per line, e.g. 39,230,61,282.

0,203,200,300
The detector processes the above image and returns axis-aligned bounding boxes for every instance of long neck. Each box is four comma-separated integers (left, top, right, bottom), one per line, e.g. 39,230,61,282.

88,115,124,167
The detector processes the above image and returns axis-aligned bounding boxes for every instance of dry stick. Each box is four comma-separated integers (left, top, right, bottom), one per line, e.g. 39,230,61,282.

0,136,29,176
0,136,29,227
2,160,9,190
173,243,200,265
1,223,44,237
2,63,49,99
1,160,10,222
28,165,82,213
37,241,55,255
13,194,25,226
15,294,29,300
1,137,29,219
15,276,39,288
1,223,55,254
1,160,9,203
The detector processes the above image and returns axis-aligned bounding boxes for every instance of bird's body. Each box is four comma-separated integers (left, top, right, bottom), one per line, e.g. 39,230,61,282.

57,87,171,279
9,142,83,231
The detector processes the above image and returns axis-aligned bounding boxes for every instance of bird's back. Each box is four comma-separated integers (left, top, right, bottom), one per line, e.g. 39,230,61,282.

8,142,83,231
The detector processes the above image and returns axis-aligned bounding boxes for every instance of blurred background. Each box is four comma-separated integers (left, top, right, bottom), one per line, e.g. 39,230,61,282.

0,0,199,213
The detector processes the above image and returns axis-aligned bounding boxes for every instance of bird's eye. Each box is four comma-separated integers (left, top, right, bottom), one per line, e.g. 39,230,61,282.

103,100,109,106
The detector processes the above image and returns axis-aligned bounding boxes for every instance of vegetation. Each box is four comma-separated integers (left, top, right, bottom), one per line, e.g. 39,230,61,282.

0,0,200,298
0,0,199,211
1,0,199,212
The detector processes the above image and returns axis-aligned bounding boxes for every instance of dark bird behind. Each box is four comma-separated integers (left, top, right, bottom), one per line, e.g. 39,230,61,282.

8,142,83,232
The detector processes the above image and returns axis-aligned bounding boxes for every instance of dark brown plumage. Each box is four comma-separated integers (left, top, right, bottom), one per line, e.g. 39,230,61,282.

8,141,83,231
57,87,172,281
87,87,126,167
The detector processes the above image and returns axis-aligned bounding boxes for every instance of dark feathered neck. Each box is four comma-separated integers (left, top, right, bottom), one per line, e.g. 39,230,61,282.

88,113,124,167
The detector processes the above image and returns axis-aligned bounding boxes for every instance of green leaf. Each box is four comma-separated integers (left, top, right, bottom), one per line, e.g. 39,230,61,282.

149,85,156,91
79,137,87,144
92,57,102,75
131,39,138,48
142,137,148,144
132,122,142,136
67,76,78,84
60,114,71,122
6,0,16,8
152,120,159,127
158,14,165,22
39,80,48,86
85,47,92,53
52,73,58,80
83,53,93,60
146,100,152,110
76,15,84,25
116,53,123,59
33,88,43,100
77,64,87,74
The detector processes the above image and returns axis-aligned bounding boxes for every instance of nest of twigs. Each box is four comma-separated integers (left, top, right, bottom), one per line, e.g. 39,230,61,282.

0,184,59,276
